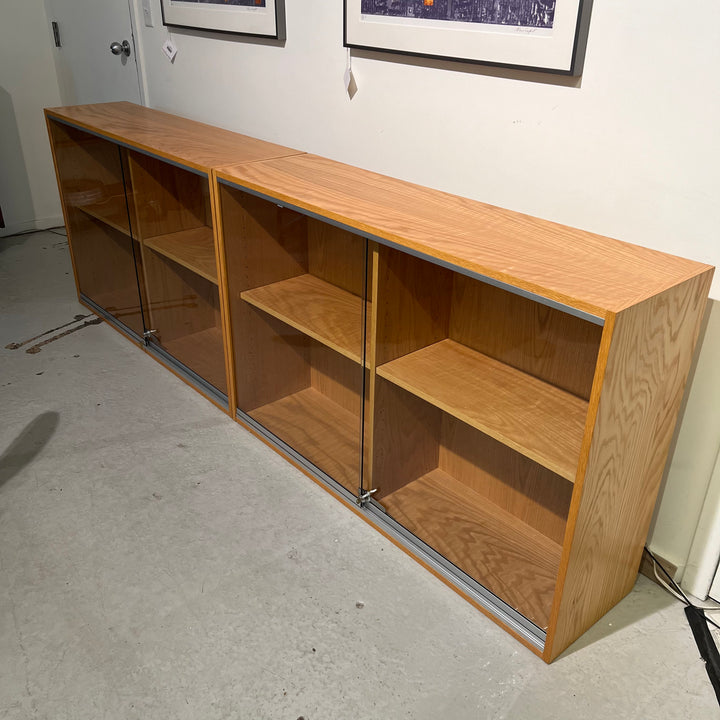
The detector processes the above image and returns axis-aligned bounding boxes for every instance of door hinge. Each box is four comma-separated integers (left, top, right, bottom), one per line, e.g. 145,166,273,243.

51,21,61,48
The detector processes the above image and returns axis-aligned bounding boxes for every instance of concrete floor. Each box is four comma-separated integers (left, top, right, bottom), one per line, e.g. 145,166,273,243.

0,230,718,720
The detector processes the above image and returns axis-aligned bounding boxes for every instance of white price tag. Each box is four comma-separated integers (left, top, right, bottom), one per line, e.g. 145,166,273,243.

162,39,177,62
344,48,357,99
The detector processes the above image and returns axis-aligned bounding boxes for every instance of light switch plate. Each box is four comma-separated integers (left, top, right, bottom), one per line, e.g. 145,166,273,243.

142,0,154,27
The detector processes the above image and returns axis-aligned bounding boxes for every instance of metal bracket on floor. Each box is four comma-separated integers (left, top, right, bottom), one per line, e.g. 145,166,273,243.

356,487,377,508
142,329,158,346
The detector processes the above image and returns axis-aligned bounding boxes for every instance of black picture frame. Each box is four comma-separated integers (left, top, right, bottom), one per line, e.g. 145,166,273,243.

344,1,594,76
161,0,286,41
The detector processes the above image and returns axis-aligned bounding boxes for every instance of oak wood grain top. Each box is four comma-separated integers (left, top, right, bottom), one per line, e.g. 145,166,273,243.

45,102,301,173
377,339,587,481
217,154,713,316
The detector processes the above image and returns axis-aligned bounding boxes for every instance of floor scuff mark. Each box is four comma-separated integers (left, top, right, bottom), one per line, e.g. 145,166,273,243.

5,314,102,354
5,313,94,353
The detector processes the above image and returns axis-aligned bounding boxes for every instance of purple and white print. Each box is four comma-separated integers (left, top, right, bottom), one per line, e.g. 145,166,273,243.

360,0,555,29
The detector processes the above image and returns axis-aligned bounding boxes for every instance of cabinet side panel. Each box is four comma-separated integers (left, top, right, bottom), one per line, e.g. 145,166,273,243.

545,270,714,661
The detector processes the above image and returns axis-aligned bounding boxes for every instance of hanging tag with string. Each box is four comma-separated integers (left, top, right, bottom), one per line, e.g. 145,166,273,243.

344,47,358,98
162,27,178,62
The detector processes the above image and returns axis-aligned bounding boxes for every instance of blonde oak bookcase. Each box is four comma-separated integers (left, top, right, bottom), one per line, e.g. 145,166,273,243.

45,102,300,408
215,154,713,662
46,103,713,662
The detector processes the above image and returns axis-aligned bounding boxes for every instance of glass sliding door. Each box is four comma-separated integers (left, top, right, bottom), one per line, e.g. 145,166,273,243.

220,184,370,495
128,151,227,397
49,120,145,336
369,246,602,631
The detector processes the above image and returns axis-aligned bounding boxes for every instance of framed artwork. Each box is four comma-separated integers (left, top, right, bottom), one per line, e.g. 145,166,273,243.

161,0,286,40
344,1,594,75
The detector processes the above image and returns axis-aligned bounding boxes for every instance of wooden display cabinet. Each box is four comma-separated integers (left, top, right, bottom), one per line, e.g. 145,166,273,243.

216,153,713,661
45,103,714,662
45,102,300,408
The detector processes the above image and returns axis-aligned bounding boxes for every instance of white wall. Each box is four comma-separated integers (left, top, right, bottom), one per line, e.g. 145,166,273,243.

146,0,720,573
135,0,719,296
0,1,63,236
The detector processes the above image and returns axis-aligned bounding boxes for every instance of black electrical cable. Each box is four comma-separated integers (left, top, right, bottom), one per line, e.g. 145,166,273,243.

644,546,692,603
644,546,720,631
686,605,720,704
645,546,720,706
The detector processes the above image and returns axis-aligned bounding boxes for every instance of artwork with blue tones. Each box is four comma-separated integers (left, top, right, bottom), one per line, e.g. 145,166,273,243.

361,0,556,29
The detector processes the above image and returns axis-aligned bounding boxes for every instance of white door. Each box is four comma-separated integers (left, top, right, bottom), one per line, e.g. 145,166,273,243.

45,0,142,105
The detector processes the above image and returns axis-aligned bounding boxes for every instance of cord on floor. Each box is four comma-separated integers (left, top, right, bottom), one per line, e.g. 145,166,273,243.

645,547,720,705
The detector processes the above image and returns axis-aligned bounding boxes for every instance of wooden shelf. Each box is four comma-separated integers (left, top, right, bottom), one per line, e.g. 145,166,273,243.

161,326,227,393
249,387,360,493
377,339,587,481
76,195,131,236
241,274,367,365
381,468,562,629
144,227,218,285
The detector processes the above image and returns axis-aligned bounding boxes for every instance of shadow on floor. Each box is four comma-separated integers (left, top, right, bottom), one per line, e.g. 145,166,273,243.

556,575,677,660
0,234,32,250
0,411,60,487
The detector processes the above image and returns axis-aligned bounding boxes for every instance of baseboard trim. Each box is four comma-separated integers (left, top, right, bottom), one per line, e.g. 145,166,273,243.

0,214,65,238
639,550,680,586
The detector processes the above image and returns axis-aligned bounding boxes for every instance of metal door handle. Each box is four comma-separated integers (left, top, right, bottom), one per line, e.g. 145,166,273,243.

110,40,131,57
